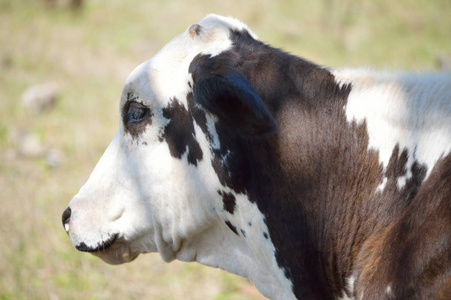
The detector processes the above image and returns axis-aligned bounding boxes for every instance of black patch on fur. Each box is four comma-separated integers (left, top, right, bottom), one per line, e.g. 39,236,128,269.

188,55,253,193
218,190,237,214
284,268,292,280
193,67,277,136
209,152,249,194
186,27,446,299
240,229,246,237
161,97,203,165
380,145,427,203
225,220,239,236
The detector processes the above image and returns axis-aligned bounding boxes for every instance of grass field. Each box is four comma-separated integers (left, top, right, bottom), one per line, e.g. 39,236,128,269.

0,0,450,299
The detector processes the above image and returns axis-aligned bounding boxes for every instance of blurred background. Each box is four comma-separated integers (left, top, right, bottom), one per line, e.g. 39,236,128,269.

0,0,450,299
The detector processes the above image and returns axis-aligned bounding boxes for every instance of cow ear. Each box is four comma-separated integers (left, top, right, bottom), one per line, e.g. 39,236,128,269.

193,69,277,136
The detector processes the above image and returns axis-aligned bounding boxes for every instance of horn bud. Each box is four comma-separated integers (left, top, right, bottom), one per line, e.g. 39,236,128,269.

189,24,203,38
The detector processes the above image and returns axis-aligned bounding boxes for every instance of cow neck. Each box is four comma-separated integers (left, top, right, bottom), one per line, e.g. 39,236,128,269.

237,47,377,298
175,219,296,300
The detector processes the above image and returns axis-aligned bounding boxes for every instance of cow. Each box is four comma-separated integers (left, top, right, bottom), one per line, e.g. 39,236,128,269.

62,14,451,299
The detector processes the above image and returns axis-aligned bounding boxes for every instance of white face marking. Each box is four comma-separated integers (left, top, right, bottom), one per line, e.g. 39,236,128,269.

65,14,294,299
334,69,451,188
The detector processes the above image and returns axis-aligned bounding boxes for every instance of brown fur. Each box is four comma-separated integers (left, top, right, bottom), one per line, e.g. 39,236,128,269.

187,29,451,299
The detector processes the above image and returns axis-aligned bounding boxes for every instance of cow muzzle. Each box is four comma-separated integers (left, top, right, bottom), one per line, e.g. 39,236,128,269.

61,205,139,265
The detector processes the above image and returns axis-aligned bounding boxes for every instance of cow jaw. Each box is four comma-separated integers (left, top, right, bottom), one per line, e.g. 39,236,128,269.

172,217,295,300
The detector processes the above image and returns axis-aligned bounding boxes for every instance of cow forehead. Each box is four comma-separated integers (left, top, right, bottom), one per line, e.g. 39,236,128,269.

120,14,258,111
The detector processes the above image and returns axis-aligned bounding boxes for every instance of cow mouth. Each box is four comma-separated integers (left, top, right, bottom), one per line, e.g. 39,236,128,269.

75,234,118,253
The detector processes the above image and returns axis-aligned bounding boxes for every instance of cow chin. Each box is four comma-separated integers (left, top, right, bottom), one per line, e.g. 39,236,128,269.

90,244,140,265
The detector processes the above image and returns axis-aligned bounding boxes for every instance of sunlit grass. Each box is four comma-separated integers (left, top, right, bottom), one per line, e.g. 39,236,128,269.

0,0,449,299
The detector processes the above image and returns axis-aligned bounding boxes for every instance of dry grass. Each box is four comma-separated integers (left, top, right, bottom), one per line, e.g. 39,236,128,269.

0,0,449,299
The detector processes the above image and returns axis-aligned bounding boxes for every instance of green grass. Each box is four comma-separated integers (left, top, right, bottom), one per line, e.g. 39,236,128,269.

0,0,450,299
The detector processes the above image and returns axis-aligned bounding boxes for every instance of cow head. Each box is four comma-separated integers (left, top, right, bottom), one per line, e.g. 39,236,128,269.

62,14,291,295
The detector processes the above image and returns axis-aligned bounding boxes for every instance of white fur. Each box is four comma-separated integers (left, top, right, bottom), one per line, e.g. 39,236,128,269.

386,285,392,295
337,276,356,300
205,113,220,149
67,14,294,299
334,69,451,189
376,177,388,192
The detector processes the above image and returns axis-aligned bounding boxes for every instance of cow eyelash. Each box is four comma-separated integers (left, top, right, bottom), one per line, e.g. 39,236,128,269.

124,101,151,125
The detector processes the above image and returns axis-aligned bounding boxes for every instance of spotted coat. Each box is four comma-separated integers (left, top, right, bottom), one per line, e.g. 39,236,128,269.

63,14,451,300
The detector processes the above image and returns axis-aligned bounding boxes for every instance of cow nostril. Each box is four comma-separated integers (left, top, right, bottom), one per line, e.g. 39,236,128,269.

109,207,125,222
62,207,71,233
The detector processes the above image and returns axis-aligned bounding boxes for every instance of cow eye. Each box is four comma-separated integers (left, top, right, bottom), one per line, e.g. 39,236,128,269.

125,102,150,124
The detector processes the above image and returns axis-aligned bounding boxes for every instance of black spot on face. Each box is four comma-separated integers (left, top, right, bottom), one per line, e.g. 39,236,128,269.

218,190,237,214
161,97,203,165
225,220,239,236
126,92,139,102
240,229,246,237
263,232,269,239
